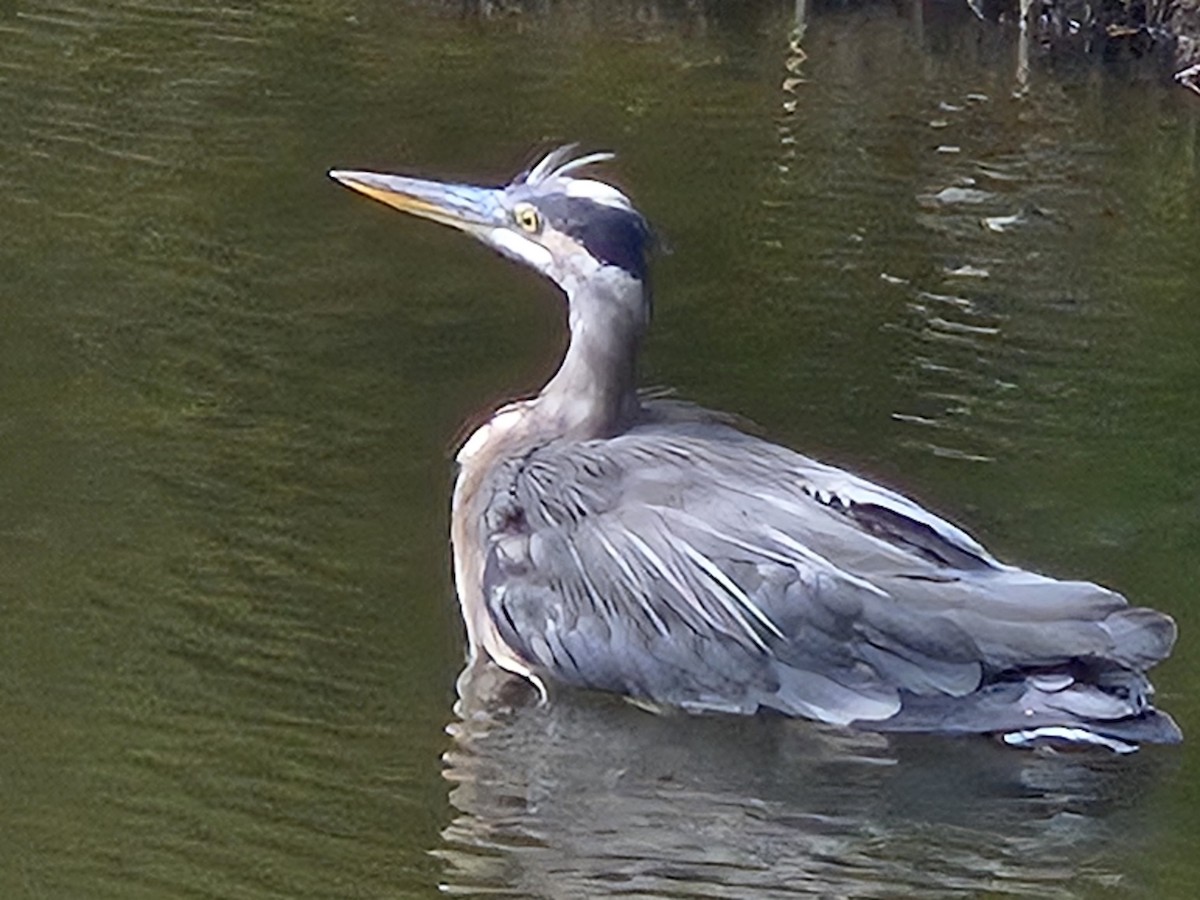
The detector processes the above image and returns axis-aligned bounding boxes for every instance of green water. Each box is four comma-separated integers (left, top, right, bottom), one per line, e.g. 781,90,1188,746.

2,1,1198,897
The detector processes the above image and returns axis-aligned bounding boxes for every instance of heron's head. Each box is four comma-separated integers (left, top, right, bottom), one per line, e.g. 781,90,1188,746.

329,145,653,298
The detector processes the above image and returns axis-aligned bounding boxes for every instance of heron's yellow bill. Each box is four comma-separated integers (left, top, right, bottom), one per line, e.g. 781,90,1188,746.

328,169,500,234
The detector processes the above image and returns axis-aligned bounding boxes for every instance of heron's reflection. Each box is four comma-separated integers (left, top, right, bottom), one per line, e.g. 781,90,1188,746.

436,663,1169,898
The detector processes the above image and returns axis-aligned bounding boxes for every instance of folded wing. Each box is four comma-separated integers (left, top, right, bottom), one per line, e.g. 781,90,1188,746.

474,419,1178,745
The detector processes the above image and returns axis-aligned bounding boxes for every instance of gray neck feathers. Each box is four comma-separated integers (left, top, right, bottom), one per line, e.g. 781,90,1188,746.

536,267,649,440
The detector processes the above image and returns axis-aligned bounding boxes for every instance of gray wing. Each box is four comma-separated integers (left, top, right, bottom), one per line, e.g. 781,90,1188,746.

475,422,1177,739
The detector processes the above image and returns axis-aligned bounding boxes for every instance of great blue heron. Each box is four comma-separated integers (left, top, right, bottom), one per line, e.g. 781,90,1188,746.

330,146,1179,752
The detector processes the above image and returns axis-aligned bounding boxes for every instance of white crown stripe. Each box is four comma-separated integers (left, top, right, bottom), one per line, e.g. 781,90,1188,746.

518,146,634,211
564,178,632,210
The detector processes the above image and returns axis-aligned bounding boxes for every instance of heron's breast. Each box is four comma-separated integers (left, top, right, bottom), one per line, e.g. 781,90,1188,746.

450,401,543,682
455,401,536,466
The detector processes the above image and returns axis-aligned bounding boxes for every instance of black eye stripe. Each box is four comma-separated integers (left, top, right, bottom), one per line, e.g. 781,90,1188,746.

536,195,651,280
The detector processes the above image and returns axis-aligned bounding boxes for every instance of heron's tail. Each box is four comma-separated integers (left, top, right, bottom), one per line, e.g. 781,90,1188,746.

854,573,1180,748
860,598,1181,752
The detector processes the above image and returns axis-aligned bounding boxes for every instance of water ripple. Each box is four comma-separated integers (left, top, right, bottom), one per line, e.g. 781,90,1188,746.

438,668,1169,898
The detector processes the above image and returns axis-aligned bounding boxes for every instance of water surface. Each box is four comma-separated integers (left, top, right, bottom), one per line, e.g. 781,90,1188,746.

2,1,1198,897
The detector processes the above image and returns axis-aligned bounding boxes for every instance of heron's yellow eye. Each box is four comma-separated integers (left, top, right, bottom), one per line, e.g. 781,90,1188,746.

514,203,541,233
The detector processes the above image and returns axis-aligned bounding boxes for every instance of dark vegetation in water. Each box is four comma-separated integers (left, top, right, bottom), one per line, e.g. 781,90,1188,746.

972,0,1200,91
449,0,1200,92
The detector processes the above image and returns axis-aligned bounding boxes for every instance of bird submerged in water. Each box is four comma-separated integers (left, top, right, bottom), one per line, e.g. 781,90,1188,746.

330,146,1179,752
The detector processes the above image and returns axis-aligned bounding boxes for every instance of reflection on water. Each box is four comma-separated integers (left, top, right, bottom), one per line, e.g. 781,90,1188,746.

440,665,1169,898
763,4,1198,475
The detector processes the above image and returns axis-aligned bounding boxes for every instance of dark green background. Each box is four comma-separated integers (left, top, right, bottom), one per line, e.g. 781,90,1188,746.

2,1,1197,896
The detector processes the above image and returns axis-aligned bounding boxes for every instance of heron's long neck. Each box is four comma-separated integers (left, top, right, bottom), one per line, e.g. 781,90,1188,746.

535,275,647,440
